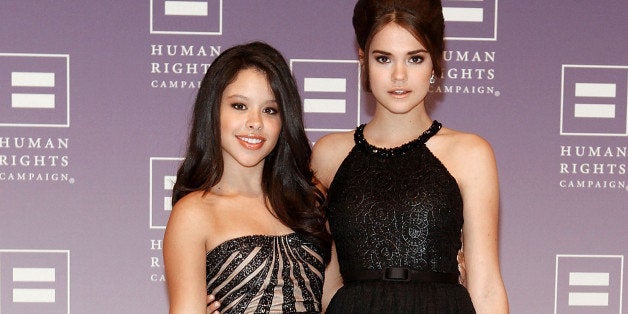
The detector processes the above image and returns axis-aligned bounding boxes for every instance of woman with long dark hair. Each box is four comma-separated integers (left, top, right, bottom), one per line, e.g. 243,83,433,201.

164,41,330,313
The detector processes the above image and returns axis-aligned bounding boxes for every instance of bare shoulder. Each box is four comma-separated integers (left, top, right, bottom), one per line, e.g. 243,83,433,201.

311,130,355,188
171,191,210,215
429,127,497,181
167,191,218,232
433,127,494,159
313,131,354,156
165,190,232,254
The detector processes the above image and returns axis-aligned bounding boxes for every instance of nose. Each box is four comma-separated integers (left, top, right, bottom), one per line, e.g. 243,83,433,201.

246,112,262,131
392,62,407,82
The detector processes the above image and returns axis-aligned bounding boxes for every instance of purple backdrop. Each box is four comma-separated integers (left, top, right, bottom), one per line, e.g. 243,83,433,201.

1,1,626,313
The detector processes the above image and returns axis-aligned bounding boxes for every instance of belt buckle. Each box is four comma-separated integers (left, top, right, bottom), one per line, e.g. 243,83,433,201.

383,267,410,282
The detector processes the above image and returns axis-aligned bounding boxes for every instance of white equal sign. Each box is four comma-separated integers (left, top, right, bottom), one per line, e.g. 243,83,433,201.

164,1,208,16
443,3,484,22
568,272,610,307
11,72,56,109
303,78,347,113
574,83,617,118
12,267,56,303
163,175,177,211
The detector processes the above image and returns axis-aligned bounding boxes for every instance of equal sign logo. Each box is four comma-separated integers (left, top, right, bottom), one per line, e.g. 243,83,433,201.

555,254,624,314
163,175,177,213
568,272,610,307
303,77,347,115
574,83,617,119
12,268,56,303
560,65,628,136
442,0,498,41
149,157,183,229
150,0,223,35
0,53,70,127
0,250,70,314
11,72,55,109
290,59,362,135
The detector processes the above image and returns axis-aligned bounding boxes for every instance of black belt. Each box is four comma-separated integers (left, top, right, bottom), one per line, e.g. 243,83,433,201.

343,267,458,284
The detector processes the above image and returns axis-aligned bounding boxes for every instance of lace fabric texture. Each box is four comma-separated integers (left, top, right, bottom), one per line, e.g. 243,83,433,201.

325,121,475,313
206,233,324,314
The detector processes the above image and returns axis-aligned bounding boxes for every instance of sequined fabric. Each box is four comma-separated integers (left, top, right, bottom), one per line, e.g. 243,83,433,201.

325,121,475,313
206,233,324,314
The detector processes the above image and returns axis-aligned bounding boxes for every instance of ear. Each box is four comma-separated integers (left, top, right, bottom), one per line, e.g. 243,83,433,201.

358,49,366,65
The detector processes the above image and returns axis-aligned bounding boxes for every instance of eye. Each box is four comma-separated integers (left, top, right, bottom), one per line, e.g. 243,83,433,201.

408,55,424,64
263,107,279,115
374,55,390,63
231,103,246,110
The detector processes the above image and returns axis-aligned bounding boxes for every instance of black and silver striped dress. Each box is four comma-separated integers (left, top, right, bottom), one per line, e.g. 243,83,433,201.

206,233,325,313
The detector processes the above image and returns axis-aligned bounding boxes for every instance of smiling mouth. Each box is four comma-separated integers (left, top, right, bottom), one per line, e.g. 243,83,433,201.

236,135,266,149
390,90,410,95
238,136,263,144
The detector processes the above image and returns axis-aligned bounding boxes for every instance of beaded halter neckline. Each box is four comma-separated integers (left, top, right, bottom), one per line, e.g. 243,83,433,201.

354,120,442,158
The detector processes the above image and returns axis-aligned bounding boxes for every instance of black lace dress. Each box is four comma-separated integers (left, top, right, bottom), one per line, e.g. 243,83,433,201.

326,121,475,313
206,233,325,313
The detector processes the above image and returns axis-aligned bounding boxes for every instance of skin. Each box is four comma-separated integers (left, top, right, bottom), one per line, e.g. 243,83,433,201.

311,23,509,313
164,68,291,314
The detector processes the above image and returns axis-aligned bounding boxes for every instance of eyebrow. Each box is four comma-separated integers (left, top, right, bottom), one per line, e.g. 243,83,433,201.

225,94,277,104
226,94,247,100
371,49,428,55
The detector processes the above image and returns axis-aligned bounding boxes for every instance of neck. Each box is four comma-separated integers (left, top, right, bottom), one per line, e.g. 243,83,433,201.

367,107,433,144
214,162,265,197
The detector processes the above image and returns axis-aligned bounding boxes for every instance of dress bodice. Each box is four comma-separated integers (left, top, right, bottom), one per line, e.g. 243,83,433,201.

326,121,464,276
206,233,324,314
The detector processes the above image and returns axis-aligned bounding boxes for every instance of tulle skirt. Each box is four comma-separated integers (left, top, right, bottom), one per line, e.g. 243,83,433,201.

326,281,475,314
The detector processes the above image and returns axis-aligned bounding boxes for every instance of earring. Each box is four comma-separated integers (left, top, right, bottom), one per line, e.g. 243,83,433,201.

429,74,436,84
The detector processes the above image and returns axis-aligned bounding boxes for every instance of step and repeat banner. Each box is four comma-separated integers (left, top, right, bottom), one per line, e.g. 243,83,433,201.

0,1,626,313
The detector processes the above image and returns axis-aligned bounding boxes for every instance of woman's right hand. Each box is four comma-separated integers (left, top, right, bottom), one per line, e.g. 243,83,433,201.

207,294,220,314
457,249,467,287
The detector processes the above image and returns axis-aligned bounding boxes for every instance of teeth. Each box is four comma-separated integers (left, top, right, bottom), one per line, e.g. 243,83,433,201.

393,90,406,94
240,137,262,144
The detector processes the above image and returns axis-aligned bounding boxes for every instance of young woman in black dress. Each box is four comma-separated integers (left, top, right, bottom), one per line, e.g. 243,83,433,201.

312,1,509,312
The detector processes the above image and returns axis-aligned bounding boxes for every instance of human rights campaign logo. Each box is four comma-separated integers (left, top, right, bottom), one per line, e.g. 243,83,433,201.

0,53,70,127
555,255,624,314
149,157,183,229
442,0,498,41
0,250,70,314
561,65,628,136
150,0,223,35
290,59,362,137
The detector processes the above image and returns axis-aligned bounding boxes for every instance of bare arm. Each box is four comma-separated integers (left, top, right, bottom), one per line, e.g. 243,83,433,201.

322,241,343,313
164,197,209,314
311,132,354,312
457,136,508,313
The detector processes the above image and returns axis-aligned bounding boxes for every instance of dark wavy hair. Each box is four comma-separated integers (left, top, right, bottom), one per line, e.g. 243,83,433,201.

172,41,330,257
353,0,445,91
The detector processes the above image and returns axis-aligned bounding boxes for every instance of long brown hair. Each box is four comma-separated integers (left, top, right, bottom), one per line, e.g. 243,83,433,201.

172,42,331,257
